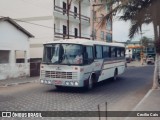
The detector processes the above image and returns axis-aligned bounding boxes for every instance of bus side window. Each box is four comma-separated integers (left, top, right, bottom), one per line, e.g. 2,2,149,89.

111,47,116,58
103,46,110,58
117,47,121,57
84,46,93,64
109,47,111,58
121,48,125,57
95,45,102,59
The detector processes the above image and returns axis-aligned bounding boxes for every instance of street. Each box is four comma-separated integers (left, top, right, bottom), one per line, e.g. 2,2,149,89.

0,65,154,120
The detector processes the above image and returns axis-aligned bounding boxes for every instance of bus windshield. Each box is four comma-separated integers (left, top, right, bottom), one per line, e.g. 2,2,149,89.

43,44,83,65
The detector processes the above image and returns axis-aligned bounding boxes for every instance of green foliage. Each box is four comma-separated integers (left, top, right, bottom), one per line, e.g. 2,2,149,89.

140,36,150,47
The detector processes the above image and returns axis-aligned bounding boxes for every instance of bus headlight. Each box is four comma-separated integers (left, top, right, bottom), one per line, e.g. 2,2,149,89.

65,81,69,85
45,80,48,84
40,80,44,83
65,81,79,86
70,82,74,86
48,80,52,84
74,82,79,86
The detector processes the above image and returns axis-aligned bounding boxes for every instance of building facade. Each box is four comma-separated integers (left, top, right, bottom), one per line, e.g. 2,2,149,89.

0,17,33,80
91,0,112,42
0,0,112,62
54,0,91,40
0,0,54,62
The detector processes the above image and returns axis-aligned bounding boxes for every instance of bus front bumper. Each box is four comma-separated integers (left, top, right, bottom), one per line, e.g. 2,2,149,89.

40,79,84,87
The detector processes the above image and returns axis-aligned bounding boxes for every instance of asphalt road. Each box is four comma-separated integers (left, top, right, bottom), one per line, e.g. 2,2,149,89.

0,65,154,120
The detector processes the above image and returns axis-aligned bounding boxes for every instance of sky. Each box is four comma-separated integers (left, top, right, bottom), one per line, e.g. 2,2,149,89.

113,18,154,42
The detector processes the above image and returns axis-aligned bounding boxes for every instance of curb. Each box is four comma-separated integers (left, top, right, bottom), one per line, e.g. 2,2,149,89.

0,80,38,88
124,89,153,120
131,89,153,111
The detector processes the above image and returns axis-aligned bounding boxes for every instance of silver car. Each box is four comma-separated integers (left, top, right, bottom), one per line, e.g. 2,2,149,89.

146,56,154,64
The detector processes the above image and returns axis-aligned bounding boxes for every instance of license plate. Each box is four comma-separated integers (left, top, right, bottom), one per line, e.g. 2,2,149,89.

54,80,62,85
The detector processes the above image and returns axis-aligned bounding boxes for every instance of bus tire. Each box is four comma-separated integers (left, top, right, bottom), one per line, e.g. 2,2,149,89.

113,69,118,81
85,75,94,90
55,85,63,90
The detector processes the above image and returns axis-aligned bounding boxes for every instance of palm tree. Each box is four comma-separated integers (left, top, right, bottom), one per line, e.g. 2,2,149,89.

140,36,150,60
100,0,160,88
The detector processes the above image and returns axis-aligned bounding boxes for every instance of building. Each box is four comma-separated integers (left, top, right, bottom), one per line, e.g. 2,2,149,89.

54,0,91,40
0,0,54,62
0,17,34,80
126,41,156,60
91,0,112,42
0,0,112,62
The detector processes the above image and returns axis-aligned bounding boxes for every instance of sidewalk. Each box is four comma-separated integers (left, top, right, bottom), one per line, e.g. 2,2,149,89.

125,88,160,120
0,76,39,87
126,61,160,119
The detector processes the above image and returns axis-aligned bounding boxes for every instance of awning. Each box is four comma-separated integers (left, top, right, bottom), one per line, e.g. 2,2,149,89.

127,45,144,49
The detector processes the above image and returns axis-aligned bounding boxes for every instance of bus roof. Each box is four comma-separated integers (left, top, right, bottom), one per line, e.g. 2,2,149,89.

45,39,125,47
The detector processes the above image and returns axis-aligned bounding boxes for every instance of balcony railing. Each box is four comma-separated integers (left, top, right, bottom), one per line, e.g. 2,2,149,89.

54,5,90,23
54,27,90,40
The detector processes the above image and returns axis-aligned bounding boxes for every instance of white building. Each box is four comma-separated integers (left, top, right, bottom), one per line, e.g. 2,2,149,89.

0,0,54,61
0,17,34,80
54,0,91,40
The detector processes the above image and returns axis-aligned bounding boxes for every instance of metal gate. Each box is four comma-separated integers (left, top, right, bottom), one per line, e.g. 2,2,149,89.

30,62,41,77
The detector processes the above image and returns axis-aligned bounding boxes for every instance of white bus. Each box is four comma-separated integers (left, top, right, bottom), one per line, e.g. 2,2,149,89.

40,39,126,89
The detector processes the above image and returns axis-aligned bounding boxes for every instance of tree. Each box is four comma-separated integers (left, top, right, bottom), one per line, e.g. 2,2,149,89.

100,0,160,88
140,36,151,60
140,36,150,48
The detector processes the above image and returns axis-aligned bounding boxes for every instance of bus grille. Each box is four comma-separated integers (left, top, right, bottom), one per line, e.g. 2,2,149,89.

42,71,78,80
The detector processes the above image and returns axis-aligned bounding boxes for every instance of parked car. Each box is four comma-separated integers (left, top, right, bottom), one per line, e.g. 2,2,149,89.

146,56,154,64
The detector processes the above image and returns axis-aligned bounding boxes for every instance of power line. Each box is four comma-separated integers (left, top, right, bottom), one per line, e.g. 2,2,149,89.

14,19,54,29
16,19,53,29
0,16,54,29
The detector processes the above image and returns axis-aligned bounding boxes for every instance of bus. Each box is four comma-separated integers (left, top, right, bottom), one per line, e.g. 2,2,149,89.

40,39,126,89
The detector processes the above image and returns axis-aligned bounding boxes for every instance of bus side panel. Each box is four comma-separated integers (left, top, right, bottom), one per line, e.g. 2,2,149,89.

117,63,126,75
81,59,103,86
98,60,125,82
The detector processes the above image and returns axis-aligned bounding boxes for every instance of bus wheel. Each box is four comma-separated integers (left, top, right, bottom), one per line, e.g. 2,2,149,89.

84,75,94,90
55,85,63,90
113,69,118,81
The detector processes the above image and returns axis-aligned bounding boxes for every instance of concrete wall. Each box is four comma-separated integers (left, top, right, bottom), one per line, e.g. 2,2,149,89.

0,21,30,80
0,63,30,80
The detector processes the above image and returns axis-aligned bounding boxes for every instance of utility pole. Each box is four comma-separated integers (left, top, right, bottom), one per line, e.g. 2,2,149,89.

92,6,94,40
92,3,103,40
79,1,81,38
67,0,73,39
